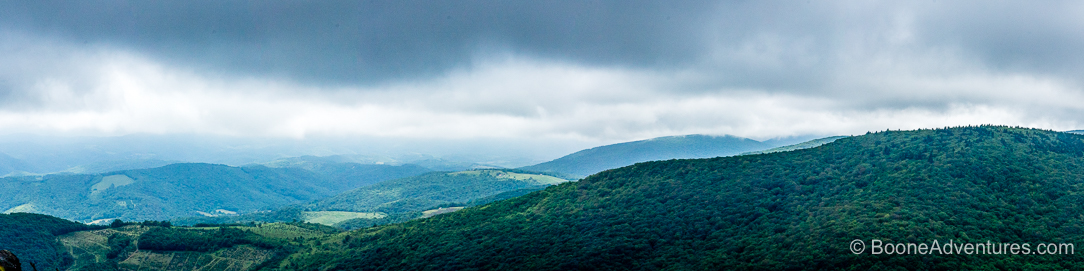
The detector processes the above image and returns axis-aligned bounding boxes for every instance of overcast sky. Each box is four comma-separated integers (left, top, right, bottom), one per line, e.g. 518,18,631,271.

1,0,1082,149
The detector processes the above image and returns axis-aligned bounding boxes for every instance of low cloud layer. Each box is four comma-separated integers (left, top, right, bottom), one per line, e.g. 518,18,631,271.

1,1,1082,149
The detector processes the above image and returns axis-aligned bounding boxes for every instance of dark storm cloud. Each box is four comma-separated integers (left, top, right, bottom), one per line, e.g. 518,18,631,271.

917,1,1084,78
3,1,1081,88
0,0,717,85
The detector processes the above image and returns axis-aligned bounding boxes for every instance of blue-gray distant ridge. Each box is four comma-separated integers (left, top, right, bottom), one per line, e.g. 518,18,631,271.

519,134,772,178
740,136,850,156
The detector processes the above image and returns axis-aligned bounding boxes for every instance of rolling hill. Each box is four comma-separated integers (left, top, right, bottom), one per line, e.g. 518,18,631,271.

308,169,568,213
0,162,431,223
303,169,570,227
520,134,772,178
278,126,1084,269
1068,130,1084,135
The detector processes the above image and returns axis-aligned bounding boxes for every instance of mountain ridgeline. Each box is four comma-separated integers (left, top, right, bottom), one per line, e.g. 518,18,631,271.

520,134,773,178
283,126,1084,269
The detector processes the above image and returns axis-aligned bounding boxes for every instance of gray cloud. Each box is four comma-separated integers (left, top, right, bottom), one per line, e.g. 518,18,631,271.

3,1,1081,89
0,0,1082,146
0,0,716,85
916,1,1084,77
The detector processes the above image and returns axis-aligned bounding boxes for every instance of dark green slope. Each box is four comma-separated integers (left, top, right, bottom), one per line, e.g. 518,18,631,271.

520,134,771,178
0,162,431,222
0,213,99,271
290,126,1084,270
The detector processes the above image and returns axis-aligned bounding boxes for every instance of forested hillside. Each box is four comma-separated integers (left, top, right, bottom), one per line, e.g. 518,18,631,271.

0,162,430,222
283,126,1084,270
520,134,771,178
0,213,100,271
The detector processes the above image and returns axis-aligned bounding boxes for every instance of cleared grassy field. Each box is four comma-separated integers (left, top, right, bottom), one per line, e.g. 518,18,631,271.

449,169,569,185
301,211,386,226
90,174,136,196
421,207,464,218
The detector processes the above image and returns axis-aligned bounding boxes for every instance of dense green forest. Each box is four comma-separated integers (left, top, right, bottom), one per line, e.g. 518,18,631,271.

520,134,772,178
0,213,101,271
0,162,430,222
278,126,1084,269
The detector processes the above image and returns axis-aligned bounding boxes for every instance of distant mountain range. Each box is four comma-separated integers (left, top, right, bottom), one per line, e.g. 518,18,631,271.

0,134,572,176
0,133,837,224
1068,130,1084,135
520,134,773,178
0,162,430,222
